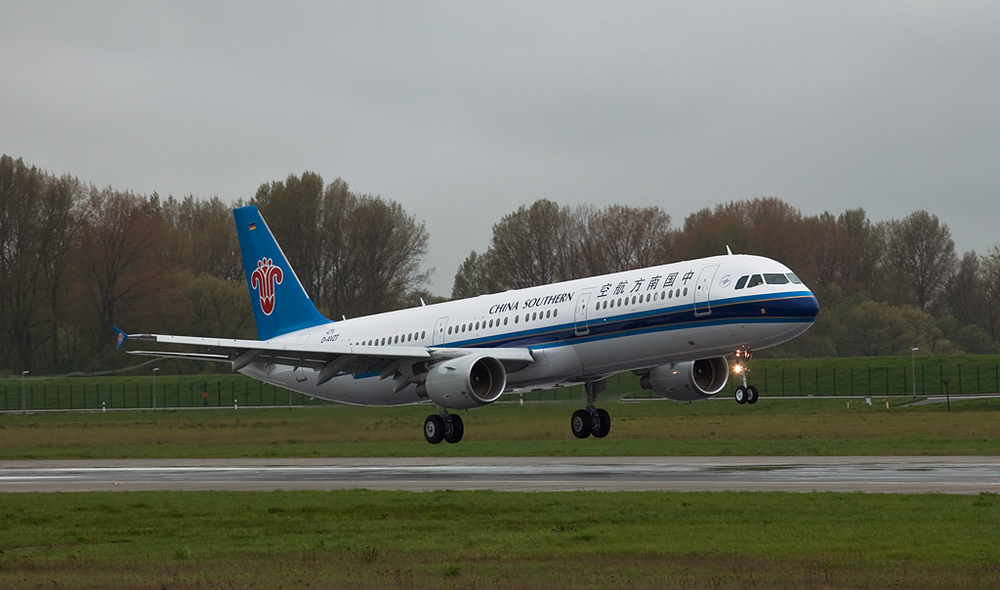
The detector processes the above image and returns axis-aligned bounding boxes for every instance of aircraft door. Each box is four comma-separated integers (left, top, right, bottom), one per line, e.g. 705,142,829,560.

694,265,719,316
574,292,591,336
433,317,449,345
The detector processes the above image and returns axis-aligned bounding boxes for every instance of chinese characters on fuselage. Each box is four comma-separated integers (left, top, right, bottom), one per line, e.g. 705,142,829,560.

597,269,693,298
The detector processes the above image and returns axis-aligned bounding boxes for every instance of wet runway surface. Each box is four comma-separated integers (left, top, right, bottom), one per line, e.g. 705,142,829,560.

2,456,999,493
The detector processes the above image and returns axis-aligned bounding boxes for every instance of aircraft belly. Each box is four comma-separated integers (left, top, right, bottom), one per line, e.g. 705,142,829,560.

574,324,743,373
506,347,583,388
239,366,423,406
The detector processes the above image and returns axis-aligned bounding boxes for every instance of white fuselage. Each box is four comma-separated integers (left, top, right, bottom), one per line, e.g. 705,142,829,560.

241,254,818,405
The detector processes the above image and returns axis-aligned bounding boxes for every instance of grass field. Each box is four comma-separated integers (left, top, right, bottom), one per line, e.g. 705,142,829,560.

2,396,999,459
3,392,999,588
2,490,999,589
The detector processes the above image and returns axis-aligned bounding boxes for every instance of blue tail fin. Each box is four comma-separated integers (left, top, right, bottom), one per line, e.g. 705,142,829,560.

233,206,330,340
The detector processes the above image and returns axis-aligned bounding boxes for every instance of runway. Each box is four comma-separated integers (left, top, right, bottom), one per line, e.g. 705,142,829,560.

2,456,999,493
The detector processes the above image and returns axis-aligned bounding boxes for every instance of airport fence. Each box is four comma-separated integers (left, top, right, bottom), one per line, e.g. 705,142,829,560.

0,375,331,412
2,356,999,411
626,357,1000,399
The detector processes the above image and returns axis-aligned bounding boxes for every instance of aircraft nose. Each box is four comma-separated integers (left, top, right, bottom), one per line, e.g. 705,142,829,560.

802,291,820,320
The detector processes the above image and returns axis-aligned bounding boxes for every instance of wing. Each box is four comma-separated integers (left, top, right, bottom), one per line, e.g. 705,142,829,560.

124,333,534,387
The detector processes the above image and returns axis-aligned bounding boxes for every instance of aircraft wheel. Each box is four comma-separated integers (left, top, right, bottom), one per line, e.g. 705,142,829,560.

747,385,759,405
424,414,445,444
571,409,592,439
444,414,464,444
592,408,611,438
734,385,748,405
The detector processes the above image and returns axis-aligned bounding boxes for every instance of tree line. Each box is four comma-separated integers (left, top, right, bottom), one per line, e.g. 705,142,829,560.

454,198,1000,357
3,153,998,374
0,156,429,375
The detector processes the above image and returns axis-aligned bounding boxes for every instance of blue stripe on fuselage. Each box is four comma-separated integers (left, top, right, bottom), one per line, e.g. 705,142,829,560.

434,291,819,351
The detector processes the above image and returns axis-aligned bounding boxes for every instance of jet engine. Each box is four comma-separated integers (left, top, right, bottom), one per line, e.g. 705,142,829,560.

639,357,729,401
419,354,507,409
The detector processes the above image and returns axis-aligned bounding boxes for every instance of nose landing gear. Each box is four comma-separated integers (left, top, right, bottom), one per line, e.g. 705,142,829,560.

732,348,759,405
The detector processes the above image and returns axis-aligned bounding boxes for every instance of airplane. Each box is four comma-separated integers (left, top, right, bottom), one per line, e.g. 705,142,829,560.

117,205,819,444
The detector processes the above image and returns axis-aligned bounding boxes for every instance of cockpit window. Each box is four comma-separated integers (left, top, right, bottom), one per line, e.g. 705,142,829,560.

786,272,802,284
764,273,790,285
746,274,764,288
734,275,749,290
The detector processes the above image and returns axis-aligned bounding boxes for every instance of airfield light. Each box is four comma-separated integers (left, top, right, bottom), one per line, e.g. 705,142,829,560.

911,348,919,397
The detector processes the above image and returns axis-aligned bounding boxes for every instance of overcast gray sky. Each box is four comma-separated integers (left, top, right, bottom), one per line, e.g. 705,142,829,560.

3,1,998,296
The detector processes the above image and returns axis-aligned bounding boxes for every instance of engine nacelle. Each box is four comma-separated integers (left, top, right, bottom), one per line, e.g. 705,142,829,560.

419,355,507,409
639,357,729,401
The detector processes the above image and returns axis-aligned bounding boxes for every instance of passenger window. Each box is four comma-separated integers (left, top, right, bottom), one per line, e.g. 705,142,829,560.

764,273,790,285
735,275,749,289
553,309,557,317
747,275,764,288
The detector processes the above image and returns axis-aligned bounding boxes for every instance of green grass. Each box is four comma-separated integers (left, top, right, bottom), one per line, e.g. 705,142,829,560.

2,373,999,588
2,396,999,459
1,490,998,589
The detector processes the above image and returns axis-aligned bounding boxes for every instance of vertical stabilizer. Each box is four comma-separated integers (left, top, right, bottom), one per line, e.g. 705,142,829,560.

233,206,330,340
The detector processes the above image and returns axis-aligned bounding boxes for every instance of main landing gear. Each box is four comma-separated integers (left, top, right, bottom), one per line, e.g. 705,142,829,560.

570,380,611,439
424,410,464,444
732,348,759,405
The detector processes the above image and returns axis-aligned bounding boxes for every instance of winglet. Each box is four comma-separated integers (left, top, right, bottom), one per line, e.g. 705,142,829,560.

114,327,129,350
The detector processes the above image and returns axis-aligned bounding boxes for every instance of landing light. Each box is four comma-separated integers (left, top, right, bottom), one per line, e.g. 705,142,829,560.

733,363,745,375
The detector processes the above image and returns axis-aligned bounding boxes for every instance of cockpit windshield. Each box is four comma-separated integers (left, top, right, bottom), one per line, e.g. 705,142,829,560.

734,272,803,290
